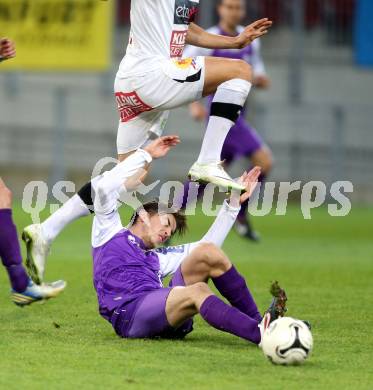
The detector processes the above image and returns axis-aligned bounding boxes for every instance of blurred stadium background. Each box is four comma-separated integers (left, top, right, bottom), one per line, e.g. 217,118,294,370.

1,0,372,204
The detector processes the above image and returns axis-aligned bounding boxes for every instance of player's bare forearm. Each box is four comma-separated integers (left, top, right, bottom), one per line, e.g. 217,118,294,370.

186,23,237,49
186,19,272,50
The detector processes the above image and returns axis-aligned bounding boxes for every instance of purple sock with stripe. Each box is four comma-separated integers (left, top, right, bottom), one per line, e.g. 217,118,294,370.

213,265,262,322
200,295,261,344
0,209,29,292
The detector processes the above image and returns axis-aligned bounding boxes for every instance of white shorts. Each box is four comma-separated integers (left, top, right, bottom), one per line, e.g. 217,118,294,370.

114,56,205,154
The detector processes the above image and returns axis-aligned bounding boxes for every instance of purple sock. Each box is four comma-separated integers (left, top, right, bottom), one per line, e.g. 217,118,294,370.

200,295,261,344
213,266,262,322
0,209,29,292
238,172,266,220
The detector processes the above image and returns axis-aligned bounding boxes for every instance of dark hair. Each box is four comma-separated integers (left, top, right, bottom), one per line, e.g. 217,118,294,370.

130,199,187,236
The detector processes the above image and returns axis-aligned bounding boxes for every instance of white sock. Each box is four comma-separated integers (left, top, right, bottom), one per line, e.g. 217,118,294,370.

41,194,90,244
197,78,252,164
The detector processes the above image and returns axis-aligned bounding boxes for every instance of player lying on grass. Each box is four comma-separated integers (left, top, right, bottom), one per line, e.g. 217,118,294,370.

0,38,16,62
90,135,287,342
0,179,66,306
22,2,272,286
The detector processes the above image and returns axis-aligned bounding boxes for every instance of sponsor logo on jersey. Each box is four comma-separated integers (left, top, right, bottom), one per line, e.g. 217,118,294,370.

155,245,185,254
170,30,188,58
173,57,194,69
174,0,200,25
115,91,153,122
128,235,136,244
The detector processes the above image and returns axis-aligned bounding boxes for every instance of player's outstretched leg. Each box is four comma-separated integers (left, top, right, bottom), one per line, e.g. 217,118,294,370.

0,179,66,305
22,181,93,284
165,279,286,345
165,282,262,344
179,242,262,319
189,57,253,193
171,242,287,332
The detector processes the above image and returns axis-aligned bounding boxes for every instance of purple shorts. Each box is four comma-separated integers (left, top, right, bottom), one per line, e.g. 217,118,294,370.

111,267,194,339
221,116,263,163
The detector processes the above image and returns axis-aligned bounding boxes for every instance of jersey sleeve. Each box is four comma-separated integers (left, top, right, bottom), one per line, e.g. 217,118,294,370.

94,149,152,216
200,200,240,247
157,200,239,277
91,149,152,248
249,39,267,76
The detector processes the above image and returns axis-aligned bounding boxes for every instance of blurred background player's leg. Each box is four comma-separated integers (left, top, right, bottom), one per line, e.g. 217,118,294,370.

188,57,253,192
181,117,273,243
0,178,66,305
223,120,273,242
235,145,272,241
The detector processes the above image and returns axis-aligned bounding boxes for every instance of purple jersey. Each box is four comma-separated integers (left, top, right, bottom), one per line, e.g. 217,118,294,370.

92,229,162,321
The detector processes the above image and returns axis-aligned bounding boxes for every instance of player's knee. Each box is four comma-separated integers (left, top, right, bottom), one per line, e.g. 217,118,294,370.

198,243,231,271
233,60,252,82
191,282,211,297
253,147,274,175
0,180,12,209
261,149,274,174
266,156,274,174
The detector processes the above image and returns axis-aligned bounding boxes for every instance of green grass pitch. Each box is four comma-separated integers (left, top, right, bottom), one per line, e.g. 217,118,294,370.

0,203,372,389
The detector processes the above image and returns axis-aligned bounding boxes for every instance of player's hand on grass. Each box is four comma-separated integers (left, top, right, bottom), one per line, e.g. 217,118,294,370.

234,18,272,49
0,38,16,62
144,135,180,159
228,166,261,208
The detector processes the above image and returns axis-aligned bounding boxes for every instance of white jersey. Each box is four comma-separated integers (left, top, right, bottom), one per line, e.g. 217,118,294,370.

117,0,200,78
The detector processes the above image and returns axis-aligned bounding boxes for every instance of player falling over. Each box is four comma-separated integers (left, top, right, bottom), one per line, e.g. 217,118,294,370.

0,179,66,306
182,0,273,241
89,135,287,342
23,0,272,286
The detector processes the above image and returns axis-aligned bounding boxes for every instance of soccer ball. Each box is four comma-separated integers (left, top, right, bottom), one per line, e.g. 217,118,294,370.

261,317,313,365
